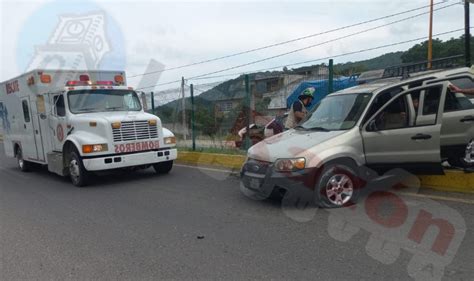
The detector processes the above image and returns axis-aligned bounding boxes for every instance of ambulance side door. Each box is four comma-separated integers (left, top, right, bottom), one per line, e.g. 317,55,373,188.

20,97,38,160
49,93,67,152
31,96,46,162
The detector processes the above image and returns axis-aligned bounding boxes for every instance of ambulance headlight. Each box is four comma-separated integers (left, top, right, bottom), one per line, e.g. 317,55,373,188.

164,137,176,145
82,144,108,154
274,158,306,171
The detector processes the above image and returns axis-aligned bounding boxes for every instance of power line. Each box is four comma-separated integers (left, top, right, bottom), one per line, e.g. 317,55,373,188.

186,28,467,89
137,2,457,90
150,28,469,107
156,27,467,100
128,0,454,79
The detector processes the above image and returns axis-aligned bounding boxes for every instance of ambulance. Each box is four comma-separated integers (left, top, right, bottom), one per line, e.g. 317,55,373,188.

0,70,177,187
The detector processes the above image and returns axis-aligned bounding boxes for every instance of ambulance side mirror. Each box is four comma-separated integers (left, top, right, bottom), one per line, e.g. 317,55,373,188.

140,92,148,111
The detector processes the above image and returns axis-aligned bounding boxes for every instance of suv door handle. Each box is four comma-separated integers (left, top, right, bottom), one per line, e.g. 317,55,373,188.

460,116,474,122
411,133,432,140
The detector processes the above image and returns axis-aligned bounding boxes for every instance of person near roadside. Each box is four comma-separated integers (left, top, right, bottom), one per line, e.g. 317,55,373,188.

264,112,286,138
285,87,315,129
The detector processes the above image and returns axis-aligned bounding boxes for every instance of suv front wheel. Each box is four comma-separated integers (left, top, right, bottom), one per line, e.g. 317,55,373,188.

314,163,361,208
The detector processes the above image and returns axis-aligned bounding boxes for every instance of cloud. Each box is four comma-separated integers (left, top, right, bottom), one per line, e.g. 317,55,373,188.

0,0,469,89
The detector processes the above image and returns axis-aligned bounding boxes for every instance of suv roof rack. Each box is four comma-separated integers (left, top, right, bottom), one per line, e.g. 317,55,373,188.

357,55,465,85
382,54,464,79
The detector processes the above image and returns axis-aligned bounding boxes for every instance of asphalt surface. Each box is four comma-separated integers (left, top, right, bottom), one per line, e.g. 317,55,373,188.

0,145,473,281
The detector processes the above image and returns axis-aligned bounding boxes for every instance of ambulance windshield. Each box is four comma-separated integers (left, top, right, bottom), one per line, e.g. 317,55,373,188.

68,89,142,114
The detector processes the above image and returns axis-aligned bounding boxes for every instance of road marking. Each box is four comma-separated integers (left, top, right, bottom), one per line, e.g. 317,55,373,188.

399,192,474,205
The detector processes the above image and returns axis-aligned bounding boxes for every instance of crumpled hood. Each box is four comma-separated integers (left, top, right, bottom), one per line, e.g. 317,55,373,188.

247,129,348,162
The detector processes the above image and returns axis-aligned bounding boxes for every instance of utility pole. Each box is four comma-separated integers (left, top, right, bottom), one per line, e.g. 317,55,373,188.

465,0,472,67
181,77,187,142
190,84,196,151
244,75,251,150
328,59,334,94
427,0,434,69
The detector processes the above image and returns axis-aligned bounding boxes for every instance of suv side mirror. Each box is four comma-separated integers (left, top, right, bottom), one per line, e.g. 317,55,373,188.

367,119,378,132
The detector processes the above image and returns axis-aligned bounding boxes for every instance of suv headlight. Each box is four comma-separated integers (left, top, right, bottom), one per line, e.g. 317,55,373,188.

274,158,306,171
164,136,176,145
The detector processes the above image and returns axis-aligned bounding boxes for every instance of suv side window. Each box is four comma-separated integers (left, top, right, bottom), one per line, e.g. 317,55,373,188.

444,77,474,112
363,87,403,124
372,94,411,130
370,85,444,131
422,87,441,116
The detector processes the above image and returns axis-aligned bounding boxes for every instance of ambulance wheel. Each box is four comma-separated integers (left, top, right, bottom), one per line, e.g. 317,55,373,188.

69,151,89,187
314,163,360,208
16,147,30,172
153,160,173,174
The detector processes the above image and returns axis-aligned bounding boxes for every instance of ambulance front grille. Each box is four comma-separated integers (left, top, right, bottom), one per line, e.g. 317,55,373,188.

112,121,158,142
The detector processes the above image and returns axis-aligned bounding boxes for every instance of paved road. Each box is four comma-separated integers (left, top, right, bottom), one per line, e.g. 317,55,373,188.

0,146,473,280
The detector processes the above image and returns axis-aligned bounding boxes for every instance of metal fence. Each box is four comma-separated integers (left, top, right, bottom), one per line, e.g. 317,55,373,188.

143,55,465,152
143,60,348,151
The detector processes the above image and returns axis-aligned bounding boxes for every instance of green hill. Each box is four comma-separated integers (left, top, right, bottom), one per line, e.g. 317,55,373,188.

155,35,471,125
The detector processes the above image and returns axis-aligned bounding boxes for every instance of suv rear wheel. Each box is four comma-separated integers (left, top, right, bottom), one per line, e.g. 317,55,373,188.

447,140,474,169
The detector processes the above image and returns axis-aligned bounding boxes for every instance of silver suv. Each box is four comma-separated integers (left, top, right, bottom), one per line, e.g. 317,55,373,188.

241,67,474,208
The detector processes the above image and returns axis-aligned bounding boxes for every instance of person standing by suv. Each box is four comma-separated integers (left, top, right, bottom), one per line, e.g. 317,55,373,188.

285,87,315,129
449,84,474,95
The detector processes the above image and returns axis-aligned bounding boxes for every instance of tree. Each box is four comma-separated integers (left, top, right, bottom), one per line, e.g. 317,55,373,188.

401,36,472,64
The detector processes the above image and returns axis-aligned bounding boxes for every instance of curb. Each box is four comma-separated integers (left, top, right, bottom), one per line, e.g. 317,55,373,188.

176,151,473,194
176,151,246,170
419,170,474,194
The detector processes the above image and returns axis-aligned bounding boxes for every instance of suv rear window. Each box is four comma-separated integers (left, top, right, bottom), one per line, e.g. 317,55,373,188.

444,77,474,112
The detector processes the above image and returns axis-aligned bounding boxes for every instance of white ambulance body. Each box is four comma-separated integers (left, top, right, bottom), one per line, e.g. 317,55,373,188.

0,69,177,186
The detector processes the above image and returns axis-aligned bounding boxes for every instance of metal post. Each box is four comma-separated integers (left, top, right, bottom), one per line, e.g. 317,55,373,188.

150,91,155,115
181,77,187,143
244,74,251,150
428,0,434,69
190,84,196,151
328,59,334,94
465,0,471,67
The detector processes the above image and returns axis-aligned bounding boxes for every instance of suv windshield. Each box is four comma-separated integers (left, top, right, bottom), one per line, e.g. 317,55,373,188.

300,93,372,130
68,90,142,114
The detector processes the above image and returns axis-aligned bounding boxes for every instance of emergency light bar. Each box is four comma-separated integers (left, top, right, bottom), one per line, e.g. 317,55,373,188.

79,75,90,82
66,81,91,86
65,80,118,86
96,81,114,85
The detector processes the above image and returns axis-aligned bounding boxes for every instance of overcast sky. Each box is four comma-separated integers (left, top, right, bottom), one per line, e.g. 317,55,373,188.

0,0,471,91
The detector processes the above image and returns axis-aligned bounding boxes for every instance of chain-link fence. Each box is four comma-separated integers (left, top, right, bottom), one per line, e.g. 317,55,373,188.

142,62,361,152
